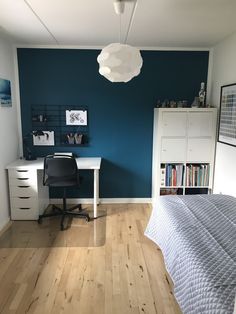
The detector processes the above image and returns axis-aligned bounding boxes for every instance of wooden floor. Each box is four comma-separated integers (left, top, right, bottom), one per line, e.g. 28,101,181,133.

0,204,181,314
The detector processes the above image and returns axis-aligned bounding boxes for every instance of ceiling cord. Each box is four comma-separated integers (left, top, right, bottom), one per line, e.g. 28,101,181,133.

124,0,138,44
119,14,121,43
23,0,59,45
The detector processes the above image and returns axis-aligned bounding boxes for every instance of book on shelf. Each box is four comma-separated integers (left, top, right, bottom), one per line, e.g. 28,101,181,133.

161,164,184,187
186,164,209,187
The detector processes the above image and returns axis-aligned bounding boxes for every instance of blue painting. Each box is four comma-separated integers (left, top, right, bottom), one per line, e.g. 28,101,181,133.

0,78,12,107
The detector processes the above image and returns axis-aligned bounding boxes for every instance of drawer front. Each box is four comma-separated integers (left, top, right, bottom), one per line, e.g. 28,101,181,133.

9,177,37,187
10,206,38,220
10,197,38,209
188,112,214,137
162,112,187,136
9,185,38,197
187,138,213,162
8,169,37,179
161,138,186,162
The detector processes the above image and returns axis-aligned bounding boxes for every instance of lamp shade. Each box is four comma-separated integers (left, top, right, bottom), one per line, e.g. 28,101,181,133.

97,43,143,83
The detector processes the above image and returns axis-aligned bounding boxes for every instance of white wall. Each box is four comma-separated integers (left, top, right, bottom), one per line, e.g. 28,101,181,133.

210,32,236,196
0,33,19,231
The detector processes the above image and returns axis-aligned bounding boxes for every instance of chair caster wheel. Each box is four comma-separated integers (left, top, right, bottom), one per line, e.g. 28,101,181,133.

86,217,90,222
60,225,64,231
38,218,42,224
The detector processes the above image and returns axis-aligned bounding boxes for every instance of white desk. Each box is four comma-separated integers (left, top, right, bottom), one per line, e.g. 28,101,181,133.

6,157,101,219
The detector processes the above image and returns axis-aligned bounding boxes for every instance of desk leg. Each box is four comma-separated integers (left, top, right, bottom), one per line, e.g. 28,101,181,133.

93,169,99,218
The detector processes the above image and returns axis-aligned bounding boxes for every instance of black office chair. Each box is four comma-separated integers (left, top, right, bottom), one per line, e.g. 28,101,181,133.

38,154,90,230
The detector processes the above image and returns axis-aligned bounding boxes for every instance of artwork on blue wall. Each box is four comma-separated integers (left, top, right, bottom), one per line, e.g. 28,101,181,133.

66,110,87,125
0,78,12,107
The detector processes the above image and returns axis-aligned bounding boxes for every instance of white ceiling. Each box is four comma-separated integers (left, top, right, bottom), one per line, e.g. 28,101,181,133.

0,0,236,48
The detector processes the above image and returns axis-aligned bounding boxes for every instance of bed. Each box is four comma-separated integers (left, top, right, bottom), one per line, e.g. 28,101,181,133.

145,194,236,314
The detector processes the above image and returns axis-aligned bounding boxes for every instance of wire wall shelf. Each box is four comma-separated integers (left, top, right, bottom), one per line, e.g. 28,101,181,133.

31,104,89,146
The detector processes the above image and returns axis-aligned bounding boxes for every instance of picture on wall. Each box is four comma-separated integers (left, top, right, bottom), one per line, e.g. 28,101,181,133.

0,78,12,107
218,83,236,147
66,110,87,126
33,131,55,146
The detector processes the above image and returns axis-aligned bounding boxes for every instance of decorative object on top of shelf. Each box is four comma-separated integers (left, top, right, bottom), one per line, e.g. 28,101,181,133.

0,78,12,107
156,99,188,108
33,130,55,146
191,97,200,108
97,0,143,83
198,82,206,107
191,82,206,108
66,110,87,126
218,83,236,147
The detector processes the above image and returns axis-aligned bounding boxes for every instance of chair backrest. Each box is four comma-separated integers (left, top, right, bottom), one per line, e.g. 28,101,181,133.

43,154,78,184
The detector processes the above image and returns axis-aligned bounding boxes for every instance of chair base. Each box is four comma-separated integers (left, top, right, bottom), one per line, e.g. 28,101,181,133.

38,204,90,231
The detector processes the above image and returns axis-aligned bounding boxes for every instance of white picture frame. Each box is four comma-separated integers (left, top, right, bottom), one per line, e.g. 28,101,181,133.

66,110,87,126
33,131,55,146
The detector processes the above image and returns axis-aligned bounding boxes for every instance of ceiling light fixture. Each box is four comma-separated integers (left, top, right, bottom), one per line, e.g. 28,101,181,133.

97,0,143,83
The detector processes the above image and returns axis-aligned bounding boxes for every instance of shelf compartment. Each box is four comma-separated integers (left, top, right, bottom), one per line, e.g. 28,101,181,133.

185,163,210,187
160,163,184,187
160,188,183,196
185,187,209,195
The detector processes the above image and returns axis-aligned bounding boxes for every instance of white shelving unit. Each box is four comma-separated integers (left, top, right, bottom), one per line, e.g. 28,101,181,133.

152,108,217,205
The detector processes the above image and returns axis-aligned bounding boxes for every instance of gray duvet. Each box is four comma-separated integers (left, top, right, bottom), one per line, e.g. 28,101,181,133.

145,194,236,314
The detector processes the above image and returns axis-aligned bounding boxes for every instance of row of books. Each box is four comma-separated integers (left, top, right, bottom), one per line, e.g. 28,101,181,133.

160,163,210,187
186,164,209,187
160,164,184,187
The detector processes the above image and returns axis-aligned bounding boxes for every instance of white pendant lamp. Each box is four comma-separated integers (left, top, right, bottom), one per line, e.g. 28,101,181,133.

97,0,143,83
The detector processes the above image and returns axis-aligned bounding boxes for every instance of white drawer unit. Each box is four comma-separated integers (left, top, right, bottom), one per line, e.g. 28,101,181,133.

7,167,49,220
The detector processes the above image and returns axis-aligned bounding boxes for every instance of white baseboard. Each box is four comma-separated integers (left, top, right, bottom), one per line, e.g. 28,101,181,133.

50,198,151,204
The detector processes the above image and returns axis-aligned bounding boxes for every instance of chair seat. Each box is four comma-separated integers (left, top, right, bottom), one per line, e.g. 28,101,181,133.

45,176,78,187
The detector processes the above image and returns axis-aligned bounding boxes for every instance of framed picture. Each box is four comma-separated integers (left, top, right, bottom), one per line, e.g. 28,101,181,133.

0,78,12,107
218,83,236,147
33,131,55,146
66,110,87,126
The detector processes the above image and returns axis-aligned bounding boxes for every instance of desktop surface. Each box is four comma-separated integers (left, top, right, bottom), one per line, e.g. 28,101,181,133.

6,157,101,170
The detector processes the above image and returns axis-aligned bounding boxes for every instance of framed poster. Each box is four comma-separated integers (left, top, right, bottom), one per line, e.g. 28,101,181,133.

218,83,236,147
66,110,87,126
33,131,55,146
0,78,12,107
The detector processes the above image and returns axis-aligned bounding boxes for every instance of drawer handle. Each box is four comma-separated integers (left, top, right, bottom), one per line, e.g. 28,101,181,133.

19,207,30,210
18,197,30,199
17,170,28,172
18,186,30,188
17,178,29,180
162,149,166,152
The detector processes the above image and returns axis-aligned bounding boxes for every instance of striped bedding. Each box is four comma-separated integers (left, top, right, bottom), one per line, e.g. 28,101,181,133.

145,194,236,314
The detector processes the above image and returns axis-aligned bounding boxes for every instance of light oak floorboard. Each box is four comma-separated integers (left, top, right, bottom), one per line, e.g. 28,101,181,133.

0,204,181,314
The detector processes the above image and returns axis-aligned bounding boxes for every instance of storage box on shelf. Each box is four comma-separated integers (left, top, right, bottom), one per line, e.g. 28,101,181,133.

152,108,217,204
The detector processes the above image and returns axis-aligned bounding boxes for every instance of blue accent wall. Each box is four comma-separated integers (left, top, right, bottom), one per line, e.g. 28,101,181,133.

17,48,209,198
